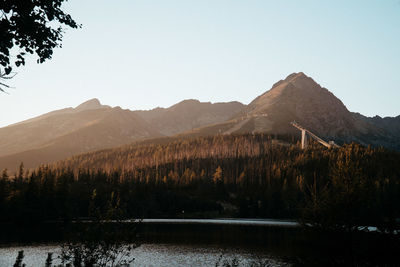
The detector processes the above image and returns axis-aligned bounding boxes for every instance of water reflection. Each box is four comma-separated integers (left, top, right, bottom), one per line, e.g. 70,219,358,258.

0,222,399,266
0,243,290,267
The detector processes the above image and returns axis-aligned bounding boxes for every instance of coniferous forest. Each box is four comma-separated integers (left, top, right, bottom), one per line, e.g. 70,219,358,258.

1,133,399,233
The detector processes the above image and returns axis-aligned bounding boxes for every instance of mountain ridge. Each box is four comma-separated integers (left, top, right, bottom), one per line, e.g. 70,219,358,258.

0,72,399,172
0,98,245,170
134,100,245,135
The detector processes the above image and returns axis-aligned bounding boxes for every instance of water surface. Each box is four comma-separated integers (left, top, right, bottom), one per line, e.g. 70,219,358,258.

0,243,290,267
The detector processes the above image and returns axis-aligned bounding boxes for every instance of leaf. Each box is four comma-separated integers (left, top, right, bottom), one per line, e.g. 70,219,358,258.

5,67,12,75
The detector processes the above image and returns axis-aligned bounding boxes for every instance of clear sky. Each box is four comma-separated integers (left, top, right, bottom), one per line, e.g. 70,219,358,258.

1,0,399,127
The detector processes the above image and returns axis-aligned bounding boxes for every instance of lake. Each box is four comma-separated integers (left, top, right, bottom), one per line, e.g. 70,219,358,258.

0,243,290,267
0,219,399,266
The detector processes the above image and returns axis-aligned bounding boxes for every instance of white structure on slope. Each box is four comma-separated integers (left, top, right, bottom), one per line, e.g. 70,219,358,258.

291,121,340,149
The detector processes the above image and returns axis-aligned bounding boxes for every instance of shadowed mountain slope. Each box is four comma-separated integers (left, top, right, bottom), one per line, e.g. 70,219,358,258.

0,99,245,171
353,113,400,138
134,99,245,136
0,99,161,170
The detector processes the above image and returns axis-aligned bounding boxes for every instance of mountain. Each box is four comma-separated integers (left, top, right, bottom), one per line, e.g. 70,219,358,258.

233,72,372,137
353,113,400,137
186,73,398,148
350,113,400,148
0,99,161,171
9,98,111,128
134,99,245,136
0,98,245,171
1,72,399,172
74,98,106,111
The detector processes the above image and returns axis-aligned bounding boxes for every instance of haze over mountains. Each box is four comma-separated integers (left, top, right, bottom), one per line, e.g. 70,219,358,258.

0,100,161,171
0,72,399,171
0,98,244,170
134,100,244,136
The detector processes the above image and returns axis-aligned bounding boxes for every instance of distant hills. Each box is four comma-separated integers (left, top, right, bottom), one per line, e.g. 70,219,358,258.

0,72,399,171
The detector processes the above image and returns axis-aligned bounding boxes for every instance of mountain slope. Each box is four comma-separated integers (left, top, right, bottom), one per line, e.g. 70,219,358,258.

237,72,373,138
353,113,400,137
0,99,111,156
186,73,396,148
0,99,161,170
0,98,245,171
1,73,399,171
134,99,244,136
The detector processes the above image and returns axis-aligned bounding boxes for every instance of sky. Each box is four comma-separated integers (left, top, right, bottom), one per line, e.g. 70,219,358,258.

1,0,399,127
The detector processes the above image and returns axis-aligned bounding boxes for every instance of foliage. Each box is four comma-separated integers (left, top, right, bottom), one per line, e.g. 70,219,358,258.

13,250,25,267
215,255,278,267
0,134,399,233
215,256,240,267
58,191,139,267
45,253,53,267
10,192,138,267
0,0,79,91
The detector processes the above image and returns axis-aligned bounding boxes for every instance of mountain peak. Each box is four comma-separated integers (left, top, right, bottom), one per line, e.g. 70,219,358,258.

75,98,104,111
284,72,307,81
281,72,322,92
271,72,310,89
235,72,356,139
177,99,201,105
284,72,312,83
169,99,202,110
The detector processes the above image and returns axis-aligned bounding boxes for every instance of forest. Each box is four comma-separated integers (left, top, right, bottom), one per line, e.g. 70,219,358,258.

0,133,399,233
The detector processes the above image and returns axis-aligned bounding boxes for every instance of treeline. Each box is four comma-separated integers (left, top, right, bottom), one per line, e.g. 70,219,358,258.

53,133,297,172
0,134,399,232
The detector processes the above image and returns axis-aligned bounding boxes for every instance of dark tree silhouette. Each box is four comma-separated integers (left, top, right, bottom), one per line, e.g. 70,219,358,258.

1,134,399,234
0,0,79,91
